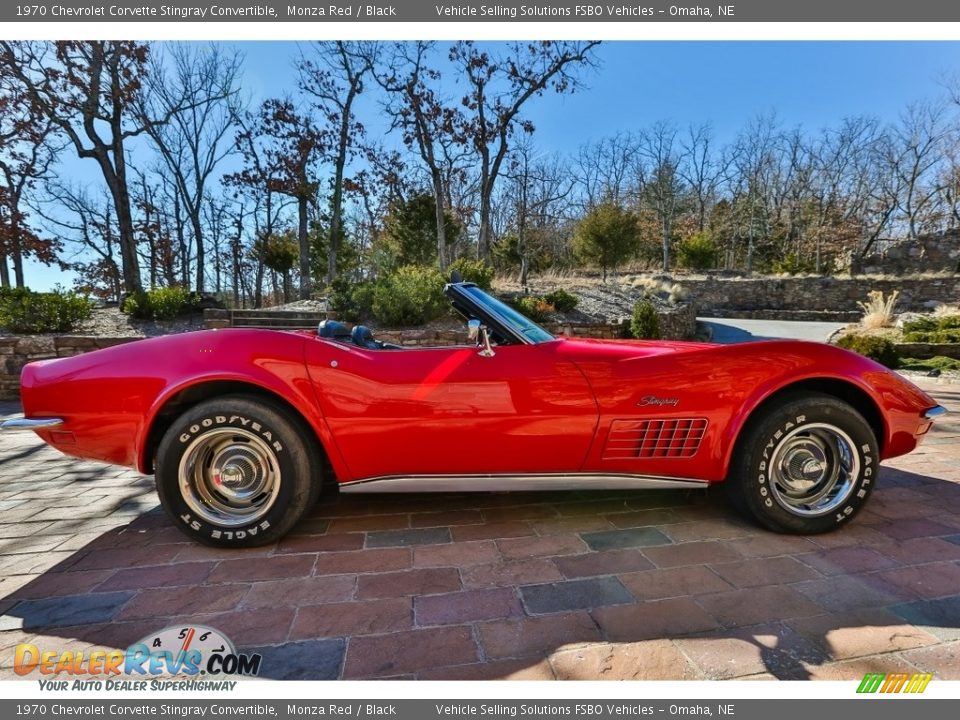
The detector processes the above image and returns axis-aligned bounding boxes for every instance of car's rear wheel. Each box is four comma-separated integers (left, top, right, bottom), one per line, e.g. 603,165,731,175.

155,395,321,547
726,392,878,534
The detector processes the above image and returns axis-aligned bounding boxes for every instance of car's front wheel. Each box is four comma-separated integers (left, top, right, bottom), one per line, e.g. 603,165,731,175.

155,395,321,547
726,392,879,534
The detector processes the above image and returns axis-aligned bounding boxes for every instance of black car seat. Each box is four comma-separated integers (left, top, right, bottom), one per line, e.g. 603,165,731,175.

318,320,352,342
351,325,380,350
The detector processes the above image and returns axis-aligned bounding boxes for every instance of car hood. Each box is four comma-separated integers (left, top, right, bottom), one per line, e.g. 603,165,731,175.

550,335,719,362
549,334,938,416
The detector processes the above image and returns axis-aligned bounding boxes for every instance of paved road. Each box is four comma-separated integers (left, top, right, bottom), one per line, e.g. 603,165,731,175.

1,381,959,681
700,317,847,344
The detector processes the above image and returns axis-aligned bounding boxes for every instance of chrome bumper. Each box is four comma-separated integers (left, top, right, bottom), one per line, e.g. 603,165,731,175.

0,417,64,431
924,405,948,420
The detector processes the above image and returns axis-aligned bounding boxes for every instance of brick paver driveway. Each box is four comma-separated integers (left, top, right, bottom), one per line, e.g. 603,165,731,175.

1,380,959,681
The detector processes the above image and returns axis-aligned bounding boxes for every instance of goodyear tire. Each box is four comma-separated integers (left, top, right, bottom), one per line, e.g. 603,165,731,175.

155,395,321,547
727,392,879,534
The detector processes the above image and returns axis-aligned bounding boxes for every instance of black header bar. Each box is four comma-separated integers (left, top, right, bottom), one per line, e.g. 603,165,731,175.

4,1,960,24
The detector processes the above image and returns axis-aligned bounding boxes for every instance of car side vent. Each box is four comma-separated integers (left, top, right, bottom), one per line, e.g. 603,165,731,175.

602,418,708,460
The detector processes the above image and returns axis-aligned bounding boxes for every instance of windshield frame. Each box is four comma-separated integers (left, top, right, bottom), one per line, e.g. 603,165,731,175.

445,282,555,345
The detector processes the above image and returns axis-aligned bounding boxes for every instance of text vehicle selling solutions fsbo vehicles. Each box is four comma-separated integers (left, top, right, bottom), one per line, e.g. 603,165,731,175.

2,281,946,547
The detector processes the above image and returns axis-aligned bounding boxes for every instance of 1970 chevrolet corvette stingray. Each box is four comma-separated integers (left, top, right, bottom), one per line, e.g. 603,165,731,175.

1,281,947,547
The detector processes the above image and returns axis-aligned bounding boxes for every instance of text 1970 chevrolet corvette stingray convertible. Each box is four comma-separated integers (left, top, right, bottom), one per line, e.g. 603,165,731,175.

1,281,947,547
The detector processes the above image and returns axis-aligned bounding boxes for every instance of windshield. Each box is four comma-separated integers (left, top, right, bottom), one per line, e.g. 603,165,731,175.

463,285,555,344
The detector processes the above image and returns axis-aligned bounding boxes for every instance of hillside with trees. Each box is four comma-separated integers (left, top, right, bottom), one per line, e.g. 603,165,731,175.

2,40,960,310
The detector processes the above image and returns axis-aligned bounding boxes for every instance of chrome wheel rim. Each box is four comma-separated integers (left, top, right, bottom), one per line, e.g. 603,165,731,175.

767,423,860,517
178,428,281,527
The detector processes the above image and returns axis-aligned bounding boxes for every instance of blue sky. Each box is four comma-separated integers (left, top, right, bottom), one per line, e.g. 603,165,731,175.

23,41,960,290
234,40,959,149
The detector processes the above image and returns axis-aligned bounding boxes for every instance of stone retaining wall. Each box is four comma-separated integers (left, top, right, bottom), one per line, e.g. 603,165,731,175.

849,231,960,275
0,336,141,401
682,275,960,316
896,343,960,361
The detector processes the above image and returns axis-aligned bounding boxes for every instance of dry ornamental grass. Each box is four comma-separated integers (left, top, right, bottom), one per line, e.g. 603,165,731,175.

857,290,900,330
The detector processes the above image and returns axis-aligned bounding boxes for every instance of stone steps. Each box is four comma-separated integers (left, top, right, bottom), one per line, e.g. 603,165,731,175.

204,308,325,329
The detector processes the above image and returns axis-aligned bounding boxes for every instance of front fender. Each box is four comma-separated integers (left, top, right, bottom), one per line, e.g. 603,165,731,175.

716,341,934,479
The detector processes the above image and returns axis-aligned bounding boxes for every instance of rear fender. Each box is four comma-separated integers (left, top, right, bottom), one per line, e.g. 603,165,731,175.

136,338,351,481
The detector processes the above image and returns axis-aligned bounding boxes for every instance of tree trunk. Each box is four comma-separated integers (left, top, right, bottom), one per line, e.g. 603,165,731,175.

101,161,142,294
0,253,9,288
298,196,311,300
477,148,493,261
9,211,25,288
478,189,493,262
661,216,671,272
101,125,142,293
517,172,528,288
253,258,264,308
232,214,243,308
174,194,187,287
432,169,448,271
192,214,205,294
328,118,351,286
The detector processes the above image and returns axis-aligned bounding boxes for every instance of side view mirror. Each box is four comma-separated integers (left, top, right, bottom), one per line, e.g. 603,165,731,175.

467,319,495,357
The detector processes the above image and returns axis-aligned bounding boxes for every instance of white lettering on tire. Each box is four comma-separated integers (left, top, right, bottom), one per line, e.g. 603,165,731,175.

176,413,284,451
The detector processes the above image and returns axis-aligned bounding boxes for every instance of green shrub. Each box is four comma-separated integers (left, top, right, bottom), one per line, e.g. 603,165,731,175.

675,232,718,270
898,356,960,373
630,300,662,340
903,328,960,344
927,330,960,343
512,295,555,322
122,287,199,321
448,257,495,290
835,333,899,368
771,253,818,275
543,289,578,313
573,201,639,280
0,287,93,333
329,277,375,322
902,316,939,334
903,314,960,340
372,265,446,327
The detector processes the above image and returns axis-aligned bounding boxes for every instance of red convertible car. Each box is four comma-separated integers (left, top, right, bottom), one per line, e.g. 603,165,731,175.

1,281,946,547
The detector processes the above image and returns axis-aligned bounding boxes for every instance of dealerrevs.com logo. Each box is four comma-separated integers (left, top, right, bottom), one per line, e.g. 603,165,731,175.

14,625,261,690
857,672,934,694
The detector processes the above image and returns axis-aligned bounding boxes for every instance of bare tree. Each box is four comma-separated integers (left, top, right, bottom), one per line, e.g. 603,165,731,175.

229,102,324,301
679,123,726,233
729,113,782,272
375,41,470,271
503,136,574,286
637,121,685,271
40,183,121,300
574,132,640,210
0,61,61,288
144,42,242,292
890,101,954,238
299,41,376,284
450,40,600,261
0,41,193,294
